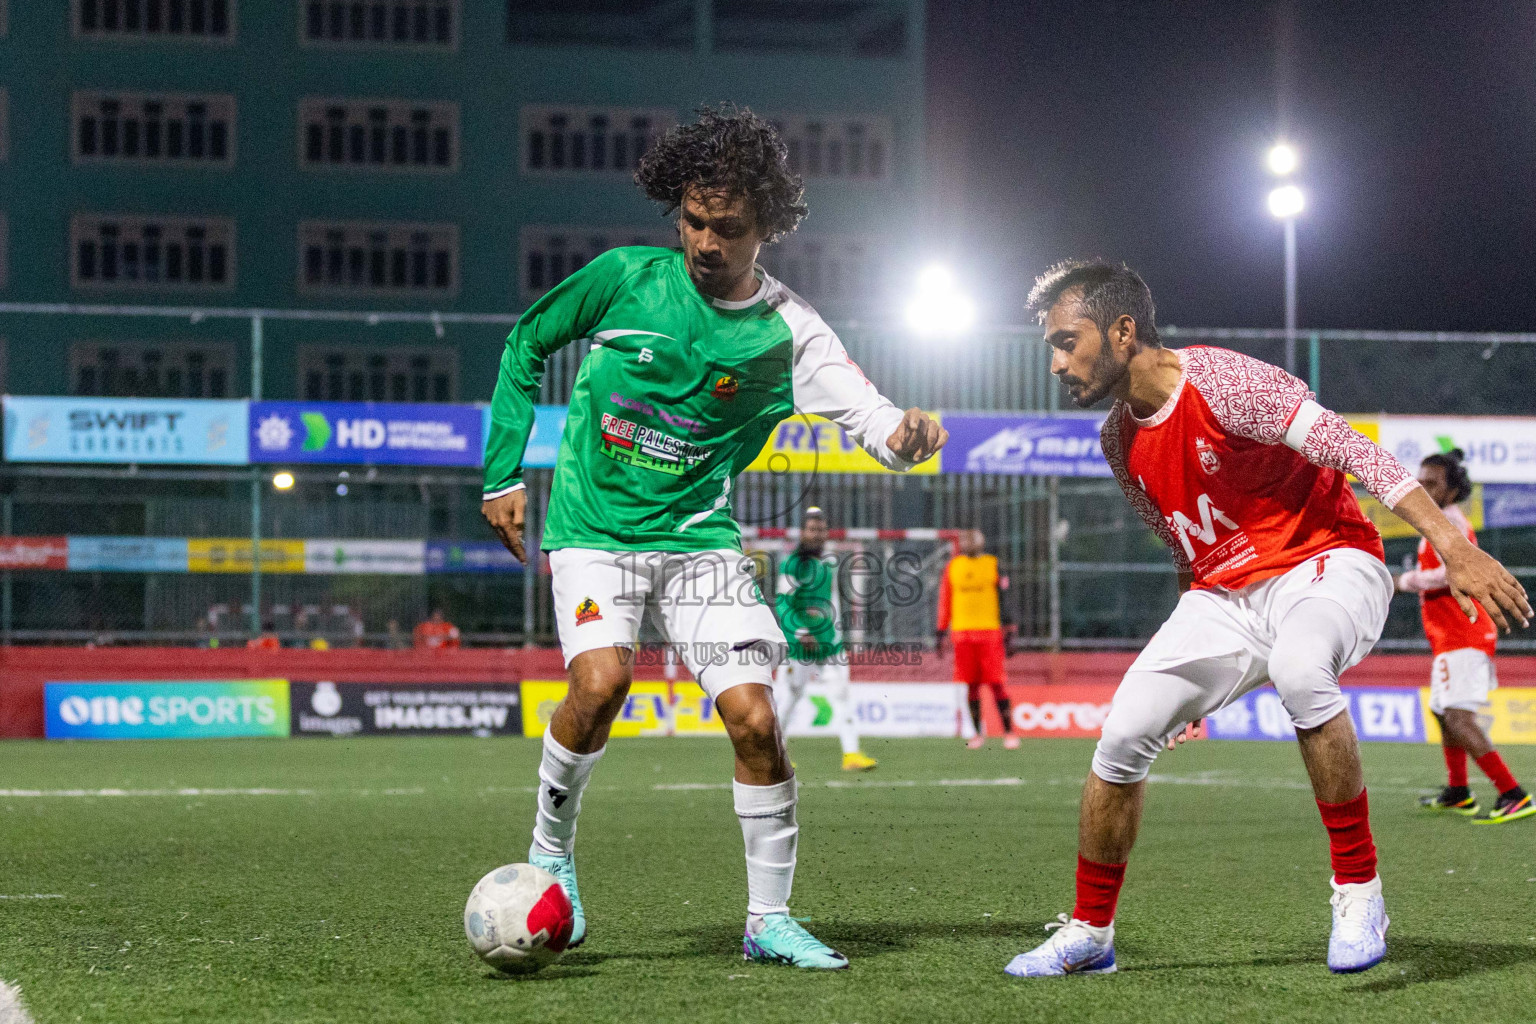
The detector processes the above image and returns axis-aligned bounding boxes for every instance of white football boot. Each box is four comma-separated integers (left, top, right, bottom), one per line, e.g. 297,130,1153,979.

1327,875,1388,973
1005,914,1116,977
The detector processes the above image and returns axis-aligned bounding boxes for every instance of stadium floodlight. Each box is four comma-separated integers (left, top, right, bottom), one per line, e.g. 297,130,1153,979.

272,471,295,491
904,263,977,335
1266,142,1299,177
1267,184,1305,220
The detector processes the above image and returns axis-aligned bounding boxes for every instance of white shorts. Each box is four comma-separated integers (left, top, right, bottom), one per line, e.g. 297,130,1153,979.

548,547,787,699
1429,648,1497,714
1093,547,1392,782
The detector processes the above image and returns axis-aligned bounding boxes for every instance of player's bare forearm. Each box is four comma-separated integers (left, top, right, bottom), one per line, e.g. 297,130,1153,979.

1392,485,1532,631
481,489,528,563
885,407,948,464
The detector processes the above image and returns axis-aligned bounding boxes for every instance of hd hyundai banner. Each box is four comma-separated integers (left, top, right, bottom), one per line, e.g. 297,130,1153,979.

290,682,522,737
45,681,290,740
2,397,249,465
249,401,482,466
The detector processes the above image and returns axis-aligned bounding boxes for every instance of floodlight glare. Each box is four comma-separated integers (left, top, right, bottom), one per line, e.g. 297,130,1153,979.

272,471,295,491
905,263,977,335
1267,184,1305,219
1266,142,1299,176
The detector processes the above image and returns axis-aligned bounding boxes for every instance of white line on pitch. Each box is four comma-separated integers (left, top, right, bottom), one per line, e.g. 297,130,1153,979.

0,895,64,900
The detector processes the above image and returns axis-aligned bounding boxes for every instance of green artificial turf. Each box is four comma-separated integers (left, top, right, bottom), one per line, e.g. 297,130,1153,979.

3,736,1535,1023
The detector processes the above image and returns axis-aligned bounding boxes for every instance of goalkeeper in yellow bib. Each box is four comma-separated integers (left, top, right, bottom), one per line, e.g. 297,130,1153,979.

481,107,946,968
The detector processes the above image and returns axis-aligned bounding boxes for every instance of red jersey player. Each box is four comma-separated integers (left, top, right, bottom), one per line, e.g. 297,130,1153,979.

1396,451,1531,823
937,529,1020,749
1006,260,1530,978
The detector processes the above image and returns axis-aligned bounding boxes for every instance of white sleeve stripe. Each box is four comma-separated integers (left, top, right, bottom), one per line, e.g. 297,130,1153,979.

1283,399,1326,452
482,482,525,500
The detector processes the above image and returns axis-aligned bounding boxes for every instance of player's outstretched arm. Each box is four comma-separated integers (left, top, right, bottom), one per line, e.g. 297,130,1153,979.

1389,487,1531,632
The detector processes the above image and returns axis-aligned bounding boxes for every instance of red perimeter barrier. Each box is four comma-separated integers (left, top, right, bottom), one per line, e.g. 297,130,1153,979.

6,645,1536,739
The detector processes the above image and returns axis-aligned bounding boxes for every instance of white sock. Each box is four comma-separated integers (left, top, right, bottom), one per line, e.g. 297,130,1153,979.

531,730,604,857
734,777,798,918
838,697,859,756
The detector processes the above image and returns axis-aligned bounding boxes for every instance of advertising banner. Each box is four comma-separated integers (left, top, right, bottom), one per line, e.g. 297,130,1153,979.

302,539,426,575
778,682,970,738
743,414,942,475
0,536,68,570
999,684,1118,738
45,681,290,740
425,541,522,574
67,536,189,572
290,682,522,737
1482,484,1536,529
520,681,677,738
1369,416,1536,484
940,415,1111,478
1205,686,1427,743
250,401,481,466
3,396,249,465
187,538,307,573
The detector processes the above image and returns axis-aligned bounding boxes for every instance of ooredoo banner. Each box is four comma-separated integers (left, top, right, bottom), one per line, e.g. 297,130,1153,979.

1002,684,1118,738
45,681,290,739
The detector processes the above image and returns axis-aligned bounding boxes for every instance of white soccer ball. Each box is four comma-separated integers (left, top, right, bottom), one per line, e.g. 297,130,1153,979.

464,863,575,974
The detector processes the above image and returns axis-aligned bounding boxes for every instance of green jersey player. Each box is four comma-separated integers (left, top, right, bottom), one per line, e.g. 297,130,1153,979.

773,507,877,772
481,107,946,969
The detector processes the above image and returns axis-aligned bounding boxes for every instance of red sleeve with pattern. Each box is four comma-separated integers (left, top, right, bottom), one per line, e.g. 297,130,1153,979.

1183,346,1418,508
1099,406,1193,574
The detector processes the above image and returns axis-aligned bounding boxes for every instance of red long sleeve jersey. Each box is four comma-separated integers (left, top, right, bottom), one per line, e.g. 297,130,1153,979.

1101,347,1417,591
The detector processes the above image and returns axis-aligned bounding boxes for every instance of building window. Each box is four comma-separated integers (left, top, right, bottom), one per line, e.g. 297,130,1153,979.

758,236,878,310
713,1,906,57
297,345,458,402
506,0,691,48
73,92,236,166
298,98,458,172
73,0,235,40
70,341,235,398
521,106,673,175
772,116,892,182
298,221,459,297
300,0,457,49
519,226,675,303
72,215,236,291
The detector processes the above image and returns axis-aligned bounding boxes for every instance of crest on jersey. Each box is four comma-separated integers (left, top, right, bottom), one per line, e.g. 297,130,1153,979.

574,598,602,625
1195,437,1221,475
712,374,739,401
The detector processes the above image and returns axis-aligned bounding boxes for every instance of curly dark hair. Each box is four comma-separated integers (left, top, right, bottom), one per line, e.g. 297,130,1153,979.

635,105,808,243
1422,447,1473,504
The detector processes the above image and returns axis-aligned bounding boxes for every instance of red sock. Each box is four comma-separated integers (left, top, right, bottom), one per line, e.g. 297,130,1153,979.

1443,744,1468,788
1316,789,1377,885
1072,855,1126,927
1475,751,1519,794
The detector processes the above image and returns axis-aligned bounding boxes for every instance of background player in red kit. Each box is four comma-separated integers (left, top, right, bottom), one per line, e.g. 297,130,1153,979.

938,529,1021,749
1006,261,1531,978
1396,450,1532,823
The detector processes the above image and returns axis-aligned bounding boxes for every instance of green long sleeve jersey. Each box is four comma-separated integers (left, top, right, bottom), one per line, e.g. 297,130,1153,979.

775,548,843,663
485,247,918,552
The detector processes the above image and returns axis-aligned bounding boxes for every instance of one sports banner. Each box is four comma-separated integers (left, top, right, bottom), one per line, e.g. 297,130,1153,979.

2,396,250,465
187,538,307,573
743,413,943,475
1366,415,1536,485
45,680,290,740
1000,684,1118,738
302,539,426,575
425,540,523,574
250,400,481,466
67,536,190,572
940,414,1111,478
483,404,567,469
1206,686,1428,743
777,682,971,738
290,682,523,737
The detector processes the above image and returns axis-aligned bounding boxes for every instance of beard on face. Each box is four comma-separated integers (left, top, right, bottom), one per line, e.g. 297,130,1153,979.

1061,339,1125,408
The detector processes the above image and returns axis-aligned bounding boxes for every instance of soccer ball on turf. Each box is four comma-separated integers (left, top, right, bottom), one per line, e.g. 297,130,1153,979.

464,863,575,974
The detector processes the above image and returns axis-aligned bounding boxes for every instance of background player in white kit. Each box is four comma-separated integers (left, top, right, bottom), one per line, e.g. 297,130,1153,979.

772,507,877,772
1005,261,1532,979
1396,449,1533,823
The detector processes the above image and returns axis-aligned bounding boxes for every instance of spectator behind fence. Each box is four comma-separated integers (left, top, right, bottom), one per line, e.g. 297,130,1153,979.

413,609,461,650
385,619,409,650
